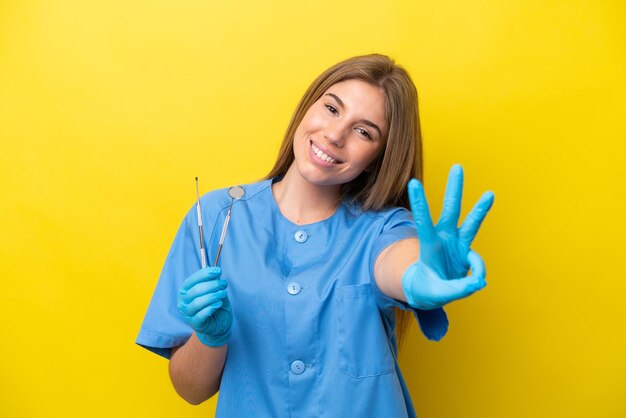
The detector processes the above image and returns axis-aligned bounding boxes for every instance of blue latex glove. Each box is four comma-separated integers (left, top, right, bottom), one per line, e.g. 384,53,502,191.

177,267,232,347
402,165,495,310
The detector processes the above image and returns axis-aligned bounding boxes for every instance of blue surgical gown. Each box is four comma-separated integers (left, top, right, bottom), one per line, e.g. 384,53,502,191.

136,178,448,417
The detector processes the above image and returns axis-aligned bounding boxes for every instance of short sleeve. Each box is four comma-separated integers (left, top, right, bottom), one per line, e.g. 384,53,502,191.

135,204,204,359
369,207,449,342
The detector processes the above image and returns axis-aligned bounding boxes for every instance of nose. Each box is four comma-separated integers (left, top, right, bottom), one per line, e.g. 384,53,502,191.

324,120,346,147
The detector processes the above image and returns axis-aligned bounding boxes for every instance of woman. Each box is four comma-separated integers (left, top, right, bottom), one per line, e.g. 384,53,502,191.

136,54,494,417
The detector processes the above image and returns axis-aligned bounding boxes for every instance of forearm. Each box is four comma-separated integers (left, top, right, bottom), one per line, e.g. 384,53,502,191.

374,238,419,302
168,332,227,405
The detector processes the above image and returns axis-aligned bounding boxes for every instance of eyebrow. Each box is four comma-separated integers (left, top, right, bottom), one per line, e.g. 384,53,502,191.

325,93,383,138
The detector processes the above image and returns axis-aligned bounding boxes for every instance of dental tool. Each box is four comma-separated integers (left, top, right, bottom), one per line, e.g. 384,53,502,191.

195,177,208,269
214,186,245,267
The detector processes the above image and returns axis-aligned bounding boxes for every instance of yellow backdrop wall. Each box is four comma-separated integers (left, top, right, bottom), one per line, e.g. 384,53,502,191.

1,1,624,417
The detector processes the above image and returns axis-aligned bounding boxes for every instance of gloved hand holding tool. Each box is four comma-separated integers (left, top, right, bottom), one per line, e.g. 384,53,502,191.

177,267,233,347
402,164,495,310
175,180,244,348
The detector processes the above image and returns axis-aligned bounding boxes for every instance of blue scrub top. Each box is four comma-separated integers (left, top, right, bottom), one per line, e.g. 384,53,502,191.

137,178,448,417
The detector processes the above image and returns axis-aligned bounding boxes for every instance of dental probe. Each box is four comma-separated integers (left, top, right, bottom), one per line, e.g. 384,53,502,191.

195,177,208,269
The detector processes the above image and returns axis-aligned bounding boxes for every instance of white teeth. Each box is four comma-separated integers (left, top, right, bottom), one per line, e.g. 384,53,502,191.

311,142,338,164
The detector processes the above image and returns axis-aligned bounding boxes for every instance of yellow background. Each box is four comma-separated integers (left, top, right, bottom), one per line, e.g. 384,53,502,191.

1,0,624,417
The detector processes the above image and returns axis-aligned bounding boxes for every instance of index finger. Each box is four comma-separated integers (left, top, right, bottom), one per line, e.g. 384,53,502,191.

408,179,436,243
181,267,222,292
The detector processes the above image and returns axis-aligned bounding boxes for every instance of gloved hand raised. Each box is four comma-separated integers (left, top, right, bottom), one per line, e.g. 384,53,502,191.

177,267,232,347
402,165,495,310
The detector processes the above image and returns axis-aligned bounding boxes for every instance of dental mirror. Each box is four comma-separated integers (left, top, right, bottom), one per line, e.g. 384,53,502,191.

228,186,245,200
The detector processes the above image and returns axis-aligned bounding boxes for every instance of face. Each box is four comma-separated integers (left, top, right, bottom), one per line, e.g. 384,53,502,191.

292,79,388,188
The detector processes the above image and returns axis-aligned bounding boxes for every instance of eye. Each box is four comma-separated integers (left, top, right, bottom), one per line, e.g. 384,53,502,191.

355,127,372,140
325,104,339,116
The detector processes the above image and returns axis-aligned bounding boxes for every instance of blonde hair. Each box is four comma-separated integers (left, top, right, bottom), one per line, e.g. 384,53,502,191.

265,54,424,348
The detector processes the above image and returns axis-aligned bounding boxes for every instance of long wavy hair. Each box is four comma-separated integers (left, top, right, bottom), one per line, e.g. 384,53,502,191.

265,54,424,348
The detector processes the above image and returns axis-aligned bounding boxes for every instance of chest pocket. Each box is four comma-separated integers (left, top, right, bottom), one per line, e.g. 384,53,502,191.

336,284,396,378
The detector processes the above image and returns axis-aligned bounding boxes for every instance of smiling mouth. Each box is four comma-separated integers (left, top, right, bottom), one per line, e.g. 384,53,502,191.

310,140,343,164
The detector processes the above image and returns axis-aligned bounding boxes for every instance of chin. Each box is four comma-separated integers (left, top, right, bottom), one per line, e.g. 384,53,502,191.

295,166,338,187
301,167,363,189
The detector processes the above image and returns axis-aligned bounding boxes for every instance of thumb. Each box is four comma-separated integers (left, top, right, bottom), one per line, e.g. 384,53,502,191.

439,250,487,303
